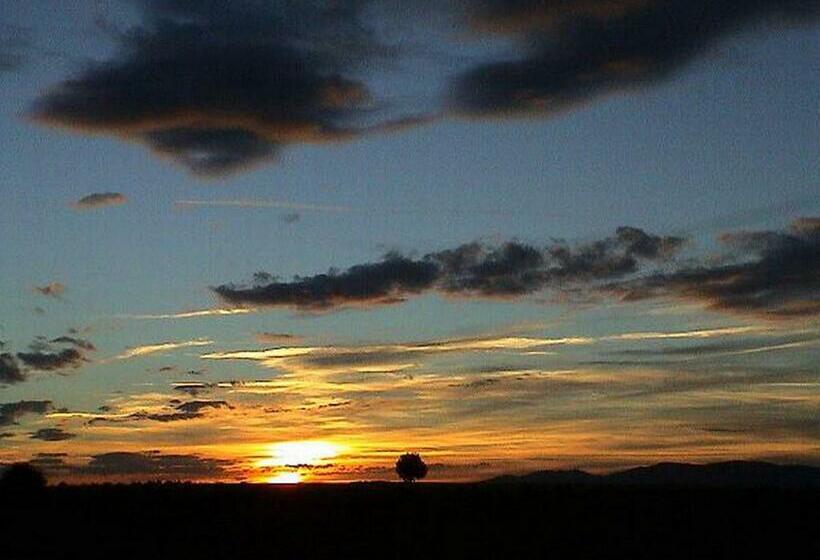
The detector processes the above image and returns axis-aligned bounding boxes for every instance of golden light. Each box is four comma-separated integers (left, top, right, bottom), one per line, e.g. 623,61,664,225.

256,440,344,468
265,472,302,484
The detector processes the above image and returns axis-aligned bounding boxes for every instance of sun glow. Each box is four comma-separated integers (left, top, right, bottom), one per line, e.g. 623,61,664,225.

256,440,344,469
265,472,302,484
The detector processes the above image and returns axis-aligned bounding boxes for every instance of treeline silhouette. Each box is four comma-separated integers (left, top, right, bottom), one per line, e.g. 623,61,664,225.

1,463,818,559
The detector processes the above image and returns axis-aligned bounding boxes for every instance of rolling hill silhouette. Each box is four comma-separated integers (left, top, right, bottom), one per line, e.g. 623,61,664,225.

485,460,820,488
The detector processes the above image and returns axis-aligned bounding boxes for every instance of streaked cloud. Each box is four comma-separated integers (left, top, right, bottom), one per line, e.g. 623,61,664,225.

30,427,77,441
124,308,255,320
116,339,213,360
201,334,592,376
175,199,353,213
256,332,304,344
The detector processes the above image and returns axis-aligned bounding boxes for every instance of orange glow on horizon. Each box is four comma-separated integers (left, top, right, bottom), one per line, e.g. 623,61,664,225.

265,472,302,484
256,440,344,469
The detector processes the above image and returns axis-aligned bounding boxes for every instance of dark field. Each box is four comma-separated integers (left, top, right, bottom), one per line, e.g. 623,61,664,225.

2,482,818,560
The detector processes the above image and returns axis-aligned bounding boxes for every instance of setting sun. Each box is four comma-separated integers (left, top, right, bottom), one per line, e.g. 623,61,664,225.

265,472,302,485
256,441,344,469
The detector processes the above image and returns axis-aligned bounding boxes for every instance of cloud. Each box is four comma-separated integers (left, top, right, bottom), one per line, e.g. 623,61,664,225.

34,282,65,298
214,226,684,309
0,401,53,427
606,332,820,360
174,199,354,213
256,332,304,345
16,348,85,371
607,218,820,318
30,427,76,441
123,308,255,320
90,399,231,424
29,0,393,176
50,336,97,351
71,192,127,210
79,451,231,479
202,334,591,377
454,0,819,116
0,354,25,385
116,339,213,360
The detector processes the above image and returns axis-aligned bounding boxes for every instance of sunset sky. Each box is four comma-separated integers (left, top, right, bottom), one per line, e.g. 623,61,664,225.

0,0,818,483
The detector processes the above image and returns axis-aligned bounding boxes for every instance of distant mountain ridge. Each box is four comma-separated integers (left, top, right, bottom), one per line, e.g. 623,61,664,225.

484,461,820,488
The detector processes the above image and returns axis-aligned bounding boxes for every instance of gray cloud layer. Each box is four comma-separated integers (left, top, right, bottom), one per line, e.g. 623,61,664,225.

214,227,684,309
16,348,85,371
214,219,819,319
454,0,819,115
214,226,684,309
30,427,76,441
0,354,25,385
0,400,53,427
607,218,820,318
29,0,818,176
30,0,389,176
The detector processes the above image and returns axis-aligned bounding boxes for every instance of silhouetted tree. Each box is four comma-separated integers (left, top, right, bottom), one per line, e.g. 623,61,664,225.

0,462,47,502
395,453,428,482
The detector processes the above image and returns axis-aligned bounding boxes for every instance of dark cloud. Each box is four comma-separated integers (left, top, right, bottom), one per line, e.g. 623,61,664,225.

0,354,25,385
455,0,819,116
16,348,85,371
256,332,303,344
29,0,393,177
90,400,231,425
174,400,231,415
71,192,127,210
214,227,683,309
215,253,441,309
25,451,230,480
76,451,231,479
30,428,77,442
50,336,97,352
0,401,53,427
34,282,65,298
607,218,820,318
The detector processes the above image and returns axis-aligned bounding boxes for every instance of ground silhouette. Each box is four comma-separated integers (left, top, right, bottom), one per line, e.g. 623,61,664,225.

0,461,817,559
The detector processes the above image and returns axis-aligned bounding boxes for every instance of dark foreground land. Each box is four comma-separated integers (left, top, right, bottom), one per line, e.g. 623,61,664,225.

2,479,818,560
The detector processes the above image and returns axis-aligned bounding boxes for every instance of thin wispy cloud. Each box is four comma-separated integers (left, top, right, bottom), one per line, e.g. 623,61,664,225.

175,199,354,213
116,339,213,360
123,308,255,320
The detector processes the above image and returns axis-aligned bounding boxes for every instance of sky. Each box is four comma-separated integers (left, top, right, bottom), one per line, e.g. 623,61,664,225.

0,0,818,484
